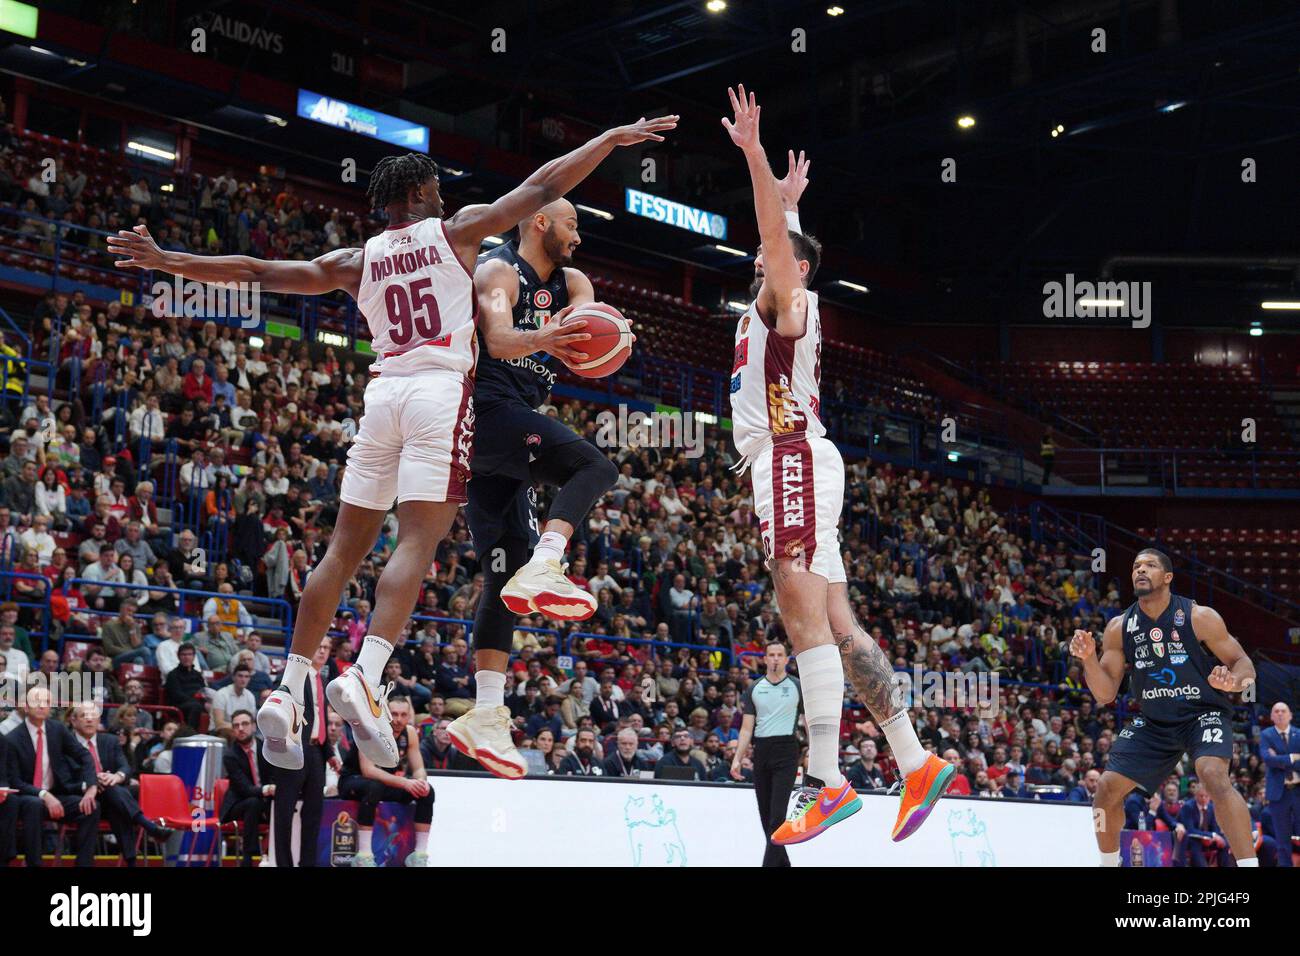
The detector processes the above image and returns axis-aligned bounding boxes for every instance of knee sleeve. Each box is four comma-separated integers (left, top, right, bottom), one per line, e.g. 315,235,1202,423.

356,781,387,826
414,791,435,825
473,536,530,655
532,440,617,528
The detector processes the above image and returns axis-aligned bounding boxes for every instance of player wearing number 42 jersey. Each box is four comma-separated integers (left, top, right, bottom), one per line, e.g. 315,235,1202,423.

107,113,677,775
1070,548,1259,867
723,84,951,850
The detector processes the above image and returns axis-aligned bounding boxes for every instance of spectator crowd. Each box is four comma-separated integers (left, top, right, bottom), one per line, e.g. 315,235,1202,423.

0,134,1286,866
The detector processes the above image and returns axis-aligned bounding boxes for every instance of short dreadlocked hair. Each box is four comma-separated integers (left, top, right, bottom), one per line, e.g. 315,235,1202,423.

367,153,439,211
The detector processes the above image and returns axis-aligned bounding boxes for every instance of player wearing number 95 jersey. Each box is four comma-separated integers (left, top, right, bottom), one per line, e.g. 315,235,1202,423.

1069,547,1259,867
107,114,678,779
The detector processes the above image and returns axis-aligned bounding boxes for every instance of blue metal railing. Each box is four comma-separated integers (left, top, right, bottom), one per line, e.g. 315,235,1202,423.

0,207,328,335
0,208,148,297
0,570,53,653
1050,447,1300,495
0,348,51,415
1031,502,1300,624
49,578,296,659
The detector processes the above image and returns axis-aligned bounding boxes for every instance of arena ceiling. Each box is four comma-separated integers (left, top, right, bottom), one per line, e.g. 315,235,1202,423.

7,0,1300,330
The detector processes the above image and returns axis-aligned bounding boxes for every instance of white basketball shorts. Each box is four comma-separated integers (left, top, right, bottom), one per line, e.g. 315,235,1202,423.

750,433,847,584
339,370,474,510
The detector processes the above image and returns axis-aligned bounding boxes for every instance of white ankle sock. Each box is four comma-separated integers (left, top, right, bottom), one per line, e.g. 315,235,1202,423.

476,669,506,709
797,643,845,789
880,709,927,777
358,828,372,855
529,531,568,566
1100,850,1120,867
1237,856,1258,867
280,655,312,704
415,829,431,854
357,635,394,687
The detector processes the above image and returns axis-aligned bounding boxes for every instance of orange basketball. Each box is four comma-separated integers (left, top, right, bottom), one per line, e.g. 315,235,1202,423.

562,302,633,378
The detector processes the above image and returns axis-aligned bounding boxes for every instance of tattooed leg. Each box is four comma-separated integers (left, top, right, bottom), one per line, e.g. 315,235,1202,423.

834,627,902,723
828,584,902,723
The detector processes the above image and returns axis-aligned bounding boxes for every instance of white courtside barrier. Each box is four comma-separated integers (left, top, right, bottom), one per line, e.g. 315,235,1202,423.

424,774,1096,867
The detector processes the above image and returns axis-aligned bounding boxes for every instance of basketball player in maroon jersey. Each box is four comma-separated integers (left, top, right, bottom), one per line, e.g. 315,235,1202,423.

107,114,676,773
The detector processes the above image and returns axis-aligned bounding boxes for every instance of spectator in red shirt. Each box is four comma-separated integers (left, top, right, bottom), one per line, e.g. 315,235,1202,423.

943,748,973,795
183,358,214,404
987,745,1011,782
42,546,70,583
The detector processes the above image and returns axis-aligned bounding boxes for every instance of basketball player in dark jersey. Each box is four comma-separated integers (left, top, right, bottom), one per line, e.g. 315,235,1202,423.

447,198,624,779
1070,548,1258,866
110,115,677,777
336,695,432,867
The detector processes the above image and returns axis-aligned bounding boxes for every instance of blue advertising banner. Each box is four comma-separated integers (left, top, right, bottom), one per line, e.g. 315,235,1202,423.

297,89,430,152
625,189,728,240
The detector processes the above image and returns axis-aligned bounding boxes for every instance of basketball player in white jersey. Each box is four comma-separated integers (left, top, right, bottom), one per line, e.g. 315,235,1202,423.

723,86,951,846
107,113,677,772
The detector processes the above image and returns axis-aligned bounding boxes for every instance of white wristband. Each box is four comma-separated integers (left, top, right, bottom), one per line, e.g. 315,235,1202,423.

784,210,803,233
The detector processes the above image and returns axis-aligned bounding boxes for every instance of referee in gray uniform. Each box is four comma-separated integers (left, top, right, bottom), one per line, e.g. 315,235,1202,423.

733,640,804,867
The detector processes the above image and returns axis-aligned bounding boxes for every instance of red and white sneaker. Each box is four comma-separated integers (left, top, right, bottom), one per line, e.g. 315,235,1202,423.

257,691,304,771
326,667,399,768
447,705,527,779
500,559,597,621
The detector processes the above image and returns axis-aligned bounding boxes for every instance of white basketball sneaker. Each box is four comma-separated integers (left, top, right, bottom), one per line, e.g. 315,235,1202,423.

257,690,304,771
326,667,399,768
447,705,527,779
500,559,597,621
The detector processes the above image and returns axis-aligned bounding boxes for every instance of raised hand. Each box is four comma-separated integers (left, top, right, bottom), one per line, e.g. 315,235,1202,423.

107,224,167,270
721,84,761,152
606,115,679,146
776,149,811,210
1069,629,1096,659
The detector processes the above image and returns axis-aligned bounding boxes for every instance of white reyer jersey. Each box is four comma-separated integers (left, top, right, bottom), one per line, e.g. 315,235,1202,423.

729,289,826,459
356,218,477,377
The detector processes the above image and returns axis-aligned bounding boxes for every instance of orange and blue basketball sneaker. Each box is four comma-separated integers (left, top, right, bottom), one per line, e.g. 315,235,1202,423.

771,778,862,846
892,752,955,841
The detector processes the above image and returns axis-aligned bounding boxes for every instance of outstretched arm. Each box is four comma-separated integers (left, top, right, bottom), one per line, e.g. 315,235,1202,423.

722,86,805,338
444,115,678,266
108,226,363,298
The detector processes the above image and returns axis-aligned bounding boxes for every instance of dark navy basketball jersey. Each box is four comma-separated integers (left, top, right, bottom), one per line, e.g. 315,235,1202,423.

1121,593,1232,722
340,721,412,776
473,240,568,410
